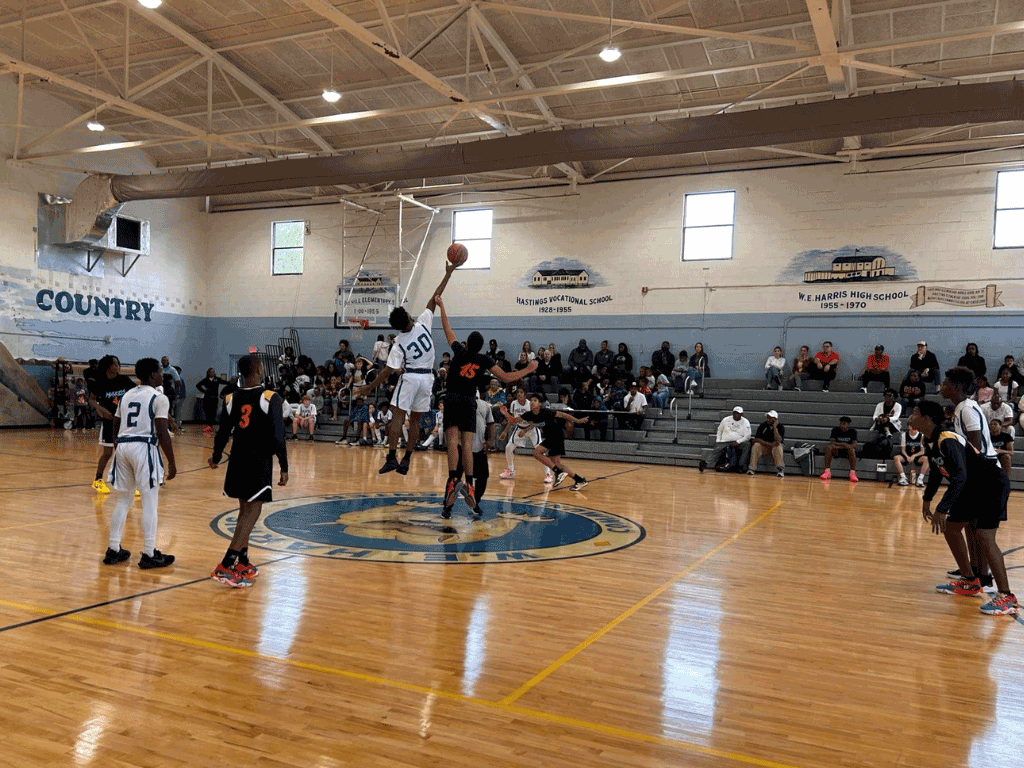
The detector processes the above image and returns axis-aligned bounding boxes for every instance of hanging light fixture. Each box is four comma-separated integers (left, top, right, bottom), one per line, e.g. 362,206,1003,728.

322,45,341,103
86,119,105,132
599,0,621,62
138,0,163,8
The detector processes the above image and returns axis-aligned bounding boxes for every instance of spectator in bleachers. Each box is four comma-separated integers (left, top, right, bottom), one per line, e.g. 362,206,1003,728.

893,424,927,487
998,354,1024,389
309,387,324,412
747,410,785,478
809,340,840,393
764,346,786,391
418,402,446,450
565,339,594,388
789,345,812,391
335,397,369,444
820,416,858,482
570,378,593,410
698,406,751,473
871,388,902,436
859,344,891,392
993,367,1018,404
672,349,689,391
651,375,672,408
636,374,652,398
594,340,614,372
687,342,710,395
413,408,437,450
493,350,511,373
486,339,502,365
372,402,392,446
292,394,317,440
908,341,940,389
582,388,609,441
990,419,1014,476
975,376,993,404
547,343,563,372
372,334,389,368
534,350,557,394
620,382,647,431
521,341,536,362
898,369,926,413
651,341,675,380
432,365,448,405
605,377,627,412
612,343,634,383
982,390,1015,437
957,342,987,382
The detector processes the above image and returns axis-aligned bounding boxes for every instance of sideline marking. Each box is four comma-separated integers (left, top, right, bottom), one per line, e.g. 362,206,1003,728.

0,513,96,533
500,500,784,706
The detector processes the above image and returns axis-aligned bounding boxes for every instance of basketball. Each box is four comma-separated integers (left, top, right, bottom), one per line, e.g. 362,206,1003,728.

447,242,469,267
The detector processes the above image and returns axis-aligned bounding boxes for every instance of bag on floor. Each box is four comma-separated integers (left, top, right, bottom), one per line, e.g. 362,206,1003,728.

791,442,816,476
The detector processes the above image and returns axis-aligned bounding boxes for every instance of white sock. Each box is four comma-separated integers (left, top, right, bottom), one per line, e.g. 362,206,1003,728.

139,486,160,556
505,439,516,472
107,491,133,551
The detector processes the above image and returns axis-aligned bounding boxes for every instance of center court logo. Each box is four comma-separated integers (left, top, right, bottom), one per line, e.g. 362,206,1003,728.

210,492,645,564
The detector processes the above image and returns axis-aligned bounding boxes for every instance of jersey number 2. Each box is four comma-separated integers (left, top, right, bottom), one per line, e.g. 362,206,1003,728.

126,401,141,428
239,404,252,429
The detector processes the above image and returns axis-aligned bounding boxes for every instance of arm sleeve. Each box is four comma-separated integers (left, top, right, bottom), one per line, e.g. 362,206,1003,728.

932,438,967,513
738,419,751,443
716,418,727,443
270,394,289,473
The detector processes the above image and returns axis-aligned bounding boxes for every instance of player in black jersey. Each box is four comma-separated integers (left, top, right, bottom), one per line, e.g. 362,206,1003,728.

208,355,289,588
519,393,590,491
89,355,138,494
435,296,536,517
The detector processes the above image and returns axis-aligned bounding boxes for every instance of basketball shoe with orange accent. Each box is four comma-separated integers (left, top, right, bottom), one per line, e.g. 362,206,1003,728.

936,577,982,597
211,563,253,588
980,593,1018,615
234,562,259,579
459,483,482,515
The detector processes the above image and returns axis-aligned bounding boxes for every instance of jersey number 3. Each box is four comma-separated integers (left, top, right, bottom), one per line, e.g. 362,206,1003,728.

239,404,252,429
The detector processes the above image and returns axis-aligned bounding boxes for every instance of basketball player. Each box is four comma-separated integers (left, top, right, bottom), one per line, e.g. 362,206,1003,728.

435,295,536,516
447,385,497,519
89,355,137,493
910,399,1017,615
498,387,552,483
355,261,458,475
519,393,590,491
208,355,288,588
101,357,177,569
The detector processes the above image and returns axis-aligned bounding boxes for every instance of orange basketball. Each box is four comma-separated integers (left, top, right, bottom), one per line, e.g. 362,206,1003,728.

447,242,469,267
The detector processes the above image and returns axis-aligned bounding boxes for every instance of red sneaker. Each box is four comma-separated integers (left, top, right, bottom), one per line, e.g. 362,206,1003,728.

211,563,253,588
234,562,258,579
936,577,981,597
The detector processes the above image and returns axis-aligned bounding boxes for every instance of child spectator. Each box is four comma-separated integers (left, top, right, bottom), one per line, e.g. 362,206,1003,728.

291,394,317,440
990,419,1014,476
894,425,927,487
975,376,993,404
335,397,370,445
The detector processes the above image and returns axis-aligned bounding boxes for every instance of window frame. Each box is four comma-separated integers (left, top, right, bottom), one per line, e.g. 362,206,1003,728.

681,190,737,263
452,207,494,270
271,219,305,276
993,169,1024,250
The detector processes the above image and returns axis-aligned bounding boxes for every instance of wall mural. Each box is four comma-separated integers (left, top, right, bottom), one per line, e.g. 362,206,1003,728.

514,258,614,315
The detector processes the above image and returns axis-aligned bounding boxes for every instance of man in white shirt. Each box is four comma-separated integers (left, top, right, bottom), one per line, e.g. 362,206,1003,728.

698,406,752,473
621,381,648,430
981,390,1015,438
355,261,457,475
292,394,317,440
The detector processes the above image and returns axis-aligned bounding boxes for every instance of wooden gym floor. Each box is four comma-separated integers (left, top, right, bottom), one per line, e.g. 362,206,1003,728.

0,428,1022,768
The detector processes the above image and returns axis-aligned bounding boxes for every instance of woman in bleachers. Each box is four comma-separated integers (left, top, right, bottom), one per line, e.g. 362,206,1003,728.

686,342,710,394
764,346,786,391
521,341,536,362
957,342,986,382
994,367,1018,404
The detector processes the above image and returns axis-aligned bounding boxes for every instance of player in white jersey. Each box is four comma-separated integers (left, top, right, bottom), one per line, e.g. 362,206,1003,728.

101,357,178,569
497,387,553,483
356,260,458,475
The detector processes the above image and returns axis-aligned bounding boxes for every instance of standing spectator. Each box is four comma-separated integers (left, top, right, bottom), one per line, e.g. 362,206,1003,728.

698,406,751,473
372,334,390,368
747,410,785,477
809,341,840,393
612,343,634,383
672,349,689,391
72,378,90,431
957,342,986,382
160,356,181,422
981,391,1015,437
993,366,1019,403
687,342,710,394
894,424,928,487
990,419,1014,476
620,382,647,431
790,345,812,391
908,341,940,389
860,345,891,392
594,340,614,372
820,416,858,482
651,341,675,380
763,346,786,391
566,339,594,387
196,368,225,434
898,369,926,413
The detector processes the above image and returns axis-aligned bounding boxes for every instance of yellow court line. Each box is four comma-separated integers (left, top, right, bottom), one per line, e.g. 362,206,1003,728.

0,514,96,533
499,500,784,706
0,597,805,768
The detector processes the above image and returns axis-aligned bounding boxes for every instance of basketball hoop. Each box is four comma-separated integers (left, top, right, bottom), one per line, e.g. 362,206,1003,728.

345,317,370,330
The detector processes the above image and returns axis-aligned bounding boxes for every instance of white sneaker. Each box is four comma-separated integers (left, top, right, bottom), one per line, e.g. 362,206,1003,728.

543,473,554,484
860,387,868,393
499,468,516,479
897,474,908,486
916,475,926,487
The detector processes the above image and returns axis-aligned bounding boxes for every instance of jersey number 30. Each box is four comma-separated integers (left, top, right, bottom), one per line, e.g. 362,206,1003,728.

406,332,433,361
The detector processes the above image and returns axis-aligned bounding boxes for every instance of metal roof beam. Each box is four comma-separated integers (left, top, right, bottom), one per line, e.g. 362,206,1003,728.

805,0,846,94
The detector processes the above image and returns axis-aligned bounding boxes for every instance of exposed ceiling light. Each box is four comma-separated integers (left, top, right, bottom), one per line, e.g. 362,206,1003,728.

599,45,621,62
137,0,163,9
86,120,105,132
322,88,342,103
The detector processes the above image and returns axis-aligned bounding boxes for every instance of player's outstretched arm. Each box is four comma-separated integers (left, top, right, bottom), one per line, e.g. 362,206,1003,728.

491,359,537,385
435,296,457,346
355,366,394,399
426,261,458,312
555,410,588,425
155,418,177,481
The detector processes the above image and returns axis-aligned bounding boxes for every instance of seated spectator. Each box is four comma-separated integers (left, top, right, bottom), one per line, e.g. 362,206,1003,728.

620,382,647,431
493,350,511,373
975,376,993,405
982,391,1015,437
1000,354,1024,389
860,344,890,392
747,410,786,477
291,395,317,440
789,345,812,391
957,342,986,382
335,397,370,445
651,341,675,381
594,340,614,372
871,388,902,436
582,389,609,441
808,340,839,392
570,378,594,410
535,349,560,394
486,339,502,365
993,367,1018,404
908,341,940,389
432,365,448,405
686,342,710,395
672,349,689,391
414,408,438,450
990,418,1014,476
764,346,786,391
309,387,324,412
612,343,634,382
565,338,594,387
521,340,536,362
698,406,751,473
605,377,627,412
893,425,927,487
547,343,563,373
820,416,858,482
372,402,392,446
651,375,672,408
418,401,445,450
552,388,576,438
898,370,926,413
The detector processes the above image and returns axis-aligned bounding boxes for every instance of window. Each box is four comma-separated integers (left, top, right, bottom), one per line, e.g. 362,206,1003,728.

682,191,735,261
994,170,1024,248
452,208,493,269
272,220,304,275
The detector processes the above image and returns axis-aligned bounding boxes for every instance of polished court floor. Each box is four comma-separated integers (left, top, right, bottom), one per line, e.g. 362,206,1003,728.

0,427,1022,768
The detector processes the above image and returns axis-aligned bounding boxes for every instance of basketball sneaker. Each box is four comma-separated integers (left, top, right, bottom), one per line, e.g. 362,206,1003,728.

980,593,1018,615
134,490,141,498
897,474,909,486
396,455,411,475
849,471,859,483
936,577,981,597
203,425,214,435
92,479,110,494
459,483,480,514
102,547,130,565
570,479,588,492
819,469,831,480
499,468,516,479
444,478,463,508
379,456,401,474
916,474,926,487
138,550,175,569
552,471,569,488
211,563,253,588
234,562,259,579
543,472,554,484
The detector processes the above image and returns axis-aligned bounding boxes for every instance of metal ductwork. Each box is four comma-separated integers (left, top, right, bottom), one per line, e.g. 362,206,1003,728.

106,81,1024,203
